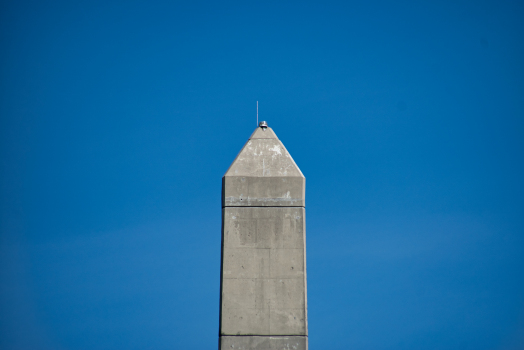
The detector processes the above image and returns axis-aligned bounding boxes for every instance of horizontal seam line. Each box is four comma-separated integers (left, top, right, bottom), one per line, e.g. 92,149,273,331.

220,335,308,337
222,277,303,279
222,206,305,208
224,247,304,249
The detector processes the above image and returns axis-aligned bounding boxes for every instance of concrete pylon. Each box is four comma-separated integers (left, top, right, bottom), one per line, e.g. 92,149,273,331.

219,122,307,349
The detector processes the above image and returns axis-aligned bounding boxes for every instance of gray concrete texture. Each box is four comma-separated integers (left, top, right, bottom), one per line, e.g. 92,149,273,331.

223,126,305,207
220,336,308,350
220,125,307,349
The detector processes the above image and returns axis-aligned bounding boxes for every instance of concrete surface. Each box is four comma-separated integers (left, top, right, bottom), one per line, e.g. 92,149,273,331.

220,336,308,350
223,176,305,207
220,125,307,349
224,128,304,179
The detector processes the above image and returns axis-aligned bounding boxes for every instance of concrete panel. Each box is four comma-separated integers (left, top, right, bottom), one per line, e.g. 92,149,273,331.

222,279,305,308
221,308,270,335
220,336,307,350
268,279,305,309
223,248,270,279
221,268,306,334
269,249,305,278
269,308,307,335
223,208,305,249
221,277,307,335
223,176,304,207
222,279,256,310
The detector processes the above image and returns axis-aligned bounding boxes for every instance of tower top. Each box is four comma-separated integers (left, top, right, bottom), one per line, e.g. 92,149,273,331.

224,126,304,178
222,125,305,207
247,124,278,140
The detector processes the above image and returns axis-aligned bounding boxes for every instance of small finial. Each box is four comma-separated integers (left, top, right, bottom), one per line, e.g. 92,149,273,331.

259,121,268,129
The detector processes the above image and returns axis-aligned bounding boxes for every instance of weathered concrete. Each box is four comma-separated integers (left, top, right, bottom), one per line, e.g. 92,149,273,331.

223,176,304,207
223,126,305,207
220,124,307,349
221,207,306,335
220,336,308,350
224,138,303,178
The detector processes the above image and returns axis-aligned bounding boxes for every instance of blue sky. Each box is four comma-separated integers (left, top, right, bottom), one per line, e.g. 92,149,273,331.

1,0,523,349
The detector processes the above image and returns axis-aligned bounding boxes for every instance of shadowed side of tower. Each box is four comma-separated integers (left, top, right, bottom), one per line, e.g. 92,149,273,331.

219,123,308,350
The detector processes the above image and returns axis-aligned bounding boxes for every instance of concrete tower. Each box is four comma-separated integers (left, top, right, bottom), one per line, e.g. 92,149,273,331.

219,122,307,349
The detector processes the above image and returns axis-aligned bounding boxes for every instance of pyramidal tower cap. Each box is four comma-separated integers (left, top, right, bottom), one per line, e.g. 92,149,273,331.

223,125,304,205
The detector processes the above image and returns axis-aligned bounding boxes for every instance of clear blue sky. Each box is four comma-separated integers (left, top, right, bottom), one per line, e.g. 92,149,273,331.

1,1,523,349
